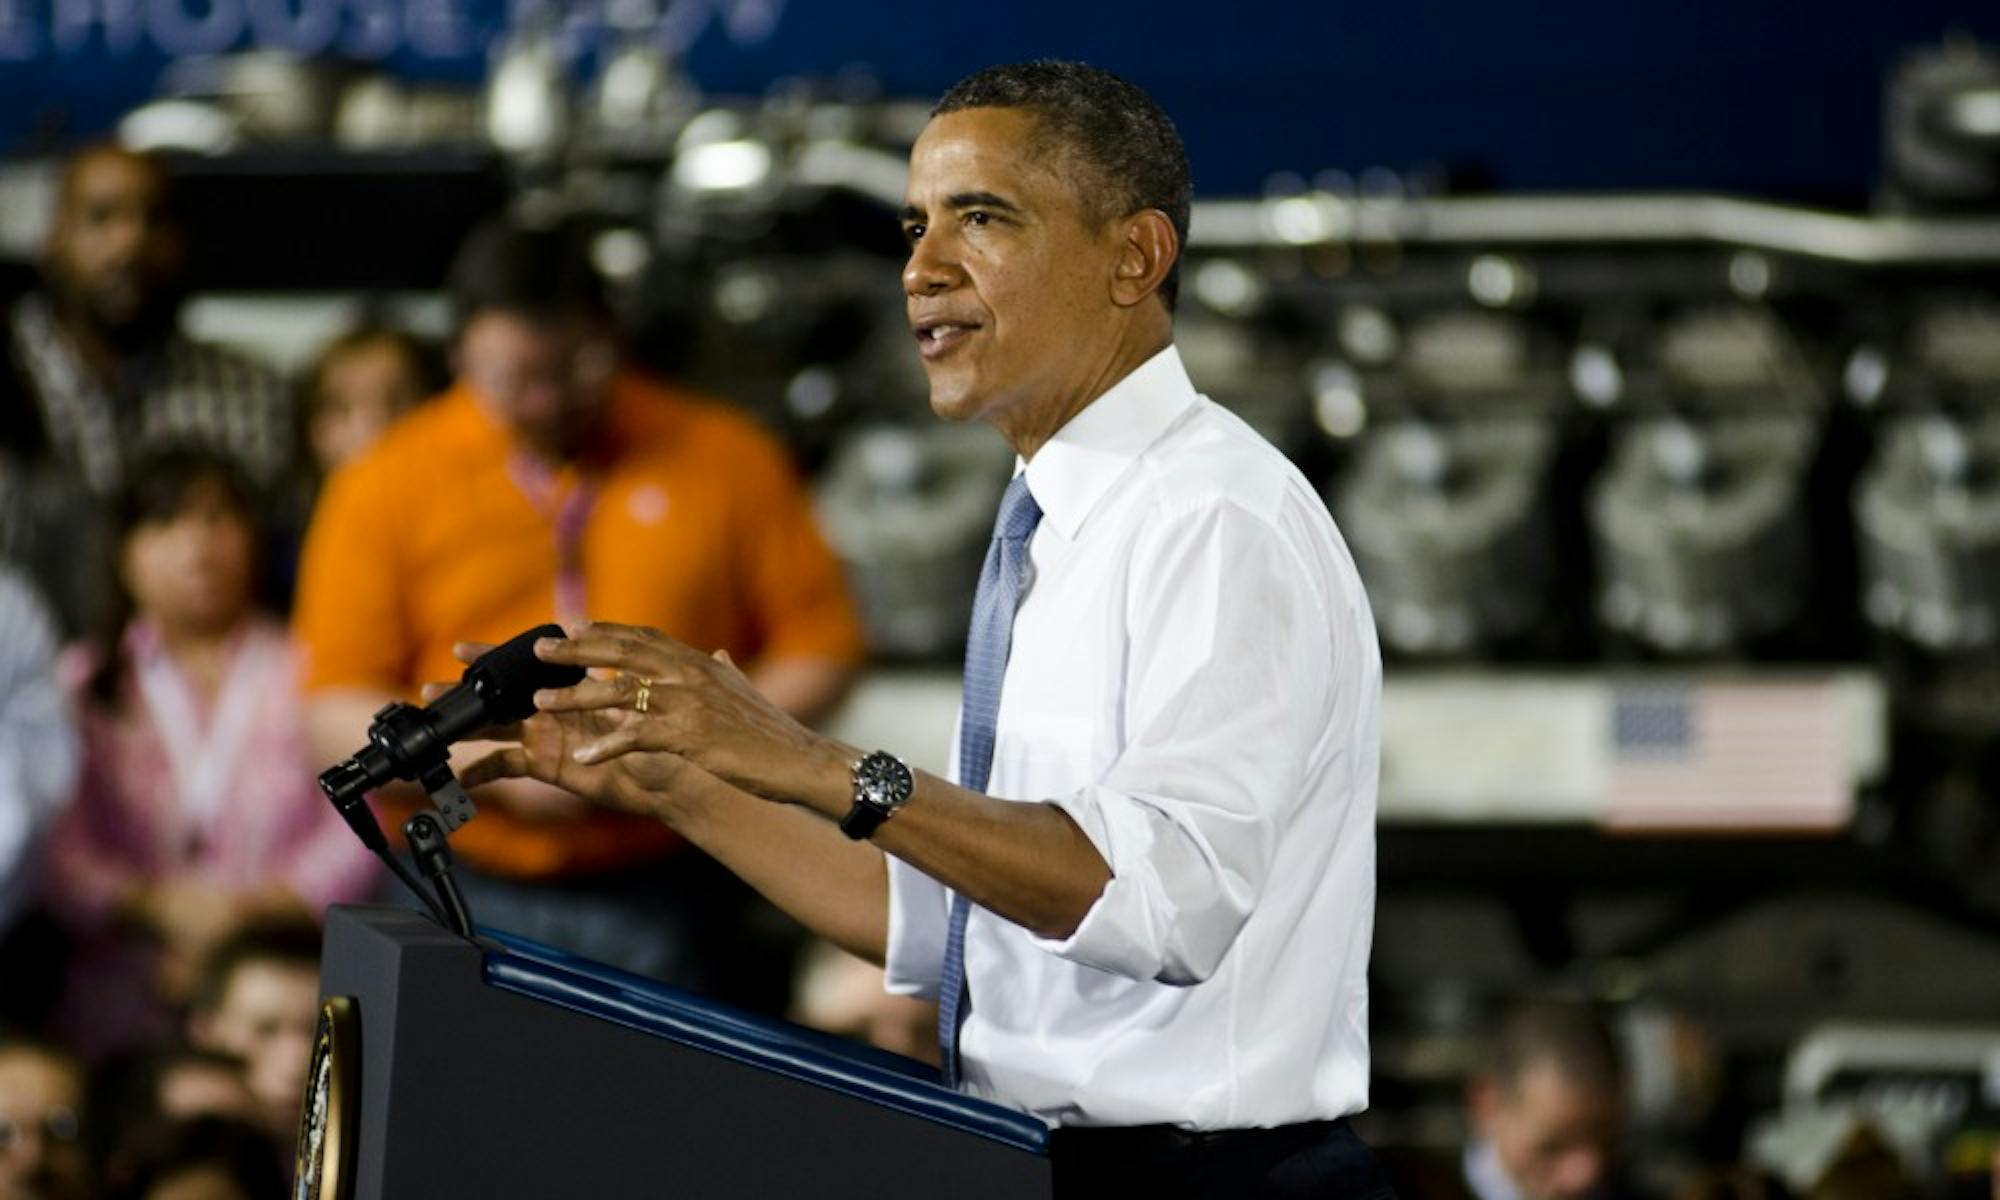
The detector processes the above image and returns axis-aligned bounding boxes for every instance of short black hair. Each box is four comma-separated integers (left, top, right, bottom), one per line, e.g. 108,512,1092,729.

446,220,612,333
189,914,324,1017
303,324,443,417
104,1115,286,1200
110,442,258,542
88,443,264,705
934,60,1192,311
88,1043,248,1165
1486,998,1625,1095
0,1031,81,1074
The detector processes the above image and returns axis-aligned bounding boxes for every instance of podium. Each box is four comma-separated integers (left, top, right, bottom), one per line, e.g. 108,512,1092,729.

309,905,1052,1198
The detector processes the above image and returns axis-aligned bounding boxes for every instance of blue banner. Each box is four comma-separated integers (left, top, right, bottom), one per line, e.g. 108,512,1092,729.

1,0,1995,197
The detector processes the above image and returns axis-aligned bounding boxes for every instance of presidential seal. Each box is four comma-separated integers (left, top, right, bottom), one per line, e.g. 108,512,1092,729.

293,995,357,1200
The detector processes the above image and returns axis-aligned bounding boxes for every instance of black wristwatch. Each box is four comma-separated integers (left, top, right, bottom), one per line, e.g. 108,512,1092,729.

839,750,914,840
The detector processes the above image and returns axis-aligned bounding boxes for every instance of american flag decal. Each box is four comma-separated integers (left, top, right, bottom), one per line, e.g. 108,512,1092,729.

1601,679,1852,833
1612,687,1694,757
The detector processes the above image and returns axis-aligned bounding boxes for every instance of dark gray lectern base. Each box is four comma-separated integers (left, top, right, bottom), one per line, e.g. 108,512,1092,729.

320,904,1052,1199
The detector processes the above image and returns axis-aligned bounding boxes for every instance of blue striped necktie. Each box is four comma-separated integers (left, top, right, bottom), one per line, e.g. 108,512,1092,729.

938,471,1042,1087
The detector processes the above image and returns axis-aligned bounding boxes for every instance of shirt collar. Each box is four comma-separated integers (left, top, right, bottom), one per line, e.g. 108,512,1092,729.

1021,344,1198,542
1463,1140,1525,1200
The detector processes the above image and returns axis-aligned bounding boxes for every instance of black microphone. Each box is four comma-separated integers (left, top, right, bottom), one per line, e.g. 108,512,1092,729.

318,623,586,850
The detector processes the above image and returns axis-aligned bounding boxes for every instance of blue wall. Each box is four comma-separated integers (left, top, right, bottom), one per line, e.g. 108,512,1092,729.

2,0,1996,199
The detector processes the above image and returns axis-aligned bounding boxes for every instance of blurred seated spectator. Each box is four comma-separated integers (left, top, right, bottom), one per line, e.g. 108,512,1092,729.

0,1035,92,1200
185,917,322,1141
42,446,377,1059
0,567,79,1037
789,938,939,1066
1465,999,1637,1200
1386,997,1643,1200
292,220,864,994
299,324,438,477
266,322,441,608
90,1045,259,1169
103,1115,285,1200
0,144,287,638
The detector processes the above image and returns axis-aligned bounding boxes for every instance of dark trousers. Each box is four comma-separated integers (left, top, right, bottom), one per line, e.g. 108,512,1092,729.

1051,1117,1398,1200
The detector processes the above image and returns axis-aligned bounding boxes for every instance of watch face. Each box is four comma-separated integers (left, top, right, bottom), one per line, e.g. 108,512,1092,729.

293,996,358,1200
857,752,912,807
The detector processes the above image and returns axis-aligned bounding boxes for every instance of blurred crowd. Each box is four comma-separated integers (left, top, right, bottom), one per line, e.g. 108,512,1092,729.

0,142,1974,1200
0,141,870,1198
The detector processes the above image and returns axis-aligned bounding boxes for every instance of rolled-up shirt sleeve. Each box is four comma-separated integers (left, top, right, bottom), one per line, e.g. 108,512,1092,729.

1032,499,1336,985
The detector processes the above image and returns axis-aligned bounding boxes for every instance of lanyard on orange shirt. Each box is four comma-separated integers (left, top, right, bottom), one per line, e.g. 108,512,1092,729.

507,453,598,626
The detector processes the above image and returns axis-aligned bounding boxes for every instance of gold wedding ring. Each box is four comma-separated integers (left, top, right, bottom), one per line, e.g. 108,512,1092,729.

632,676,654,714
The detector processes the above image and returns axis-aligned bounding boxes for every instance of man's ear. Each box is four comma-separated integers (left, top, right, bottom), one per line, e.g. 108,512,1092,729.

1110,209,1178,309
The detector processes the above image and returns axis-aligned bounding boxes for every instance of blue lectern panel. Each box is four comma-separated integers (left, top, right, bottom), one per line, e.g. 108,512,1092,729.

479,926,1050,1156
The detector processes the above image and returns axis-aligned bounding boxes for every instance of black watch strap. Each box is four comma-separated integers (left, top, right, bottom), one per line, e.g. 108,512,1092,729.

838,801,892,840
840,750,913,841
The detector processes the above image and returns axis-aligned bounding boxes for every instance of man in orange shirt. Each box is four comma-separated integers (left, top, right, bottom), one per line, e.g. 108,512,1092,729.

292,222,865,994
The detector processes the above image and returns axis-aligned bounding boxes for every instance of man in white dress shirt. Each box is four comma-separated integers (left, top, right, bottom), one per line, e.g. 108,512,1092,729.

468,60,1390,1197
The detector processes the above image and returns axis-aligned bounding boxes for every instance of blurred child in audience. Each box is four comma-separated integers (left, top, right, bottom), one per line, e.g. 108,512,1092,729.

185,917,323,1141
42,445,376,1059
265,323,440,607
299,324,437,477
0,1035,92,1200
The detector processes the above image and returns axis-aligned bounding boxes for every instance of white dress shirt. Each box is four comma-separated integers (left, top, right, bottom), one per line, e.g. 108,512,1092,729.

883,345,1382,1130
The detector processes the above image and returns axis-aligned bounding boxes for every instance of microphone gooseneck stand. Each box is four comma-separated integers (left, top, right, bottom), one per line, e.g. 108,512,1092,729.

320,711,484,941
317,624,585,942
404,811,473,939
406,760,479,938
320,755,457,931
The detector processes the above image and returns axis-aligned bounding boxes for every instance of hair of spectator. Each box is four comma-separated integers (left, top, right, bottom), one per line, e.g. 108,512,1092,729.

187,913,324,1019
0,1030,82,1073
446,220,614,336
933,60,1191,311
52,143,176,227
85,443,264,706
86,1043,249,1167
1485,997,1625,1096
301,324,444,419
103,1114,287,1200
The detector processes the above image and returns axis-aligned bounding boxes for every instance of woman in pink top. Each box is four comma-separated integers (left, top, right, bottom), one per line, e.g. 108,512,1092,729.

44,445,379,1056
